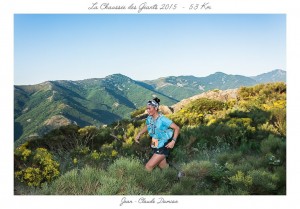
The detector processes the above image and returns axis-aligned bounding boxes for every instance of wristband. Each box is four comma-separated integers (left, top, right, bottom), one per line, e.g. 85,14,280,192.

172,138,177,142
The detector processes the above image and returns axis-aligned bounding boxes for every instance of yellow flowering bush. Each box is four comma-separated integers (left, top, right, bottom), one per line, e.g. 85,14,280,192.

262,100,286,111
78,146,90,155
14,145,60,187
229,171,253,189
91,150,100,160
15,167,42,187
273,100,286,109
124,136,134,146
98,143,116,157
126,123,135,137
78,125,97,136
111,150,118,157
206,115,217,126
14,142,32,161
78,125,98,147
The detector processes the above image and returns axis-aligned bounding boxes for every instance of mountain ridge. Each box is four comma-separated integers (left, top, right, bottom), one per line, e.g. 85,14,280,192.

14,69,286,143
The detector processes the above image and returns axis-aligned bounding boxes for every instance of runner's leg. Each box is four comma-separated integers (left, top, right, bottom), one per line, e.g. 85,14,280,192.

145,154,166,171
158,158,169,169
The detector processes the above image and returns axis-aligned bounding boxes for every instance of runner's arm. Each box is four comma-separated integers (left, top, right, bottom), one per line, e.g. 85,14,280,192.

135,126,148,143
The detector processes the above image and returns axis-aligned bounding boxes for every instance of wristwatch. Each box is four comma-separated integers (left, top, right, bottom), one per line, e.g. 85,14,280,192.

172,138,177,142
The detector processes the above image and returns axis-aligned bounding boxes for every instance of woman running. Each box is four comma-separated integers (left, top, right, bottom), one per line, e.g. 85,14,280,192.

135,97,180,171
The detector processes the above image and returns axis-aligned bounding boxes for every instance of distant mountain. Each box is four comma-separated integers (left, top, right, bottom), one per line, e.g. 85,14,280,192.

14,69,286,143
144,71,261,100
251,69,286,83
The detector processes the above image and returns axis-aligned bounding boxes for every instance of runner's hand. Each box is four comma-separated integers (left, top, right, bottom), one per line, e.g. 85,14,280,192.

135,134,140,143
165,140,175,149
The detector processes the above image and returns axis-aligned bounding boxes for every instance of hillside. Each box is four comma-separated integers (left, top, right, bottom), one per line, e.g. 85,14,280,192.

14,74,177,144
171,88,238,112
14,82,286,195
14,70,286,143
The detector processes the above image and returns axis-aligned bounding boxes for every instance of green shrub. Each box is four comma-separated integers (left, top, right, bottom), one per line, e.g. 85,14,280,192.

260,135,285,167
135,168,177,194
273,166,286,194
186,98,227,114
217,152,231,165
182,161,225,186
228,107,271,127
105,157,154,194
118,183,152,195
130,107,146,118
25,124,80,152
227,151,243,163
243,155,265,169
182,161,213,179
107,157,144,178
213,184,249,195
41,157,177,195
96,174,124,195
270,108,286,136
105,157,178,195
261,135,285,155
106,157,179,195
170,177,197,195
41,166,105,195
248,169,280,194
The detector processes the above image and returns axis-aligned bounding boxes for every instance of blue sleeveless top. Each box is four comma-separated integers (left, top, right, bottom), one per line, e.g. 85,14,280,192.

146,114,174,148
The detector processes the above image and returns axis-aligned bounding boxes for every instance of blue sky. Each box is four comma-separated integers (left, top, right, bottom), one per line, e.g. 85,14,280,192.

14,14,286,85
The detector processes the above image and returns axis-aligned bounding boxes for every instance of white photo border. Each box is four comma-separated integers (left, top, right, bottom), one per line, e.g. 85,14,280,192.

1,0,299,209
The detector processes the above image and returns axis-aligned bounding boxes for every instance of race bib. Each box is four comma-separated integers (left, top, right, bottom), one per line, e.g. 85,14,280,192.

151,138,159,148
